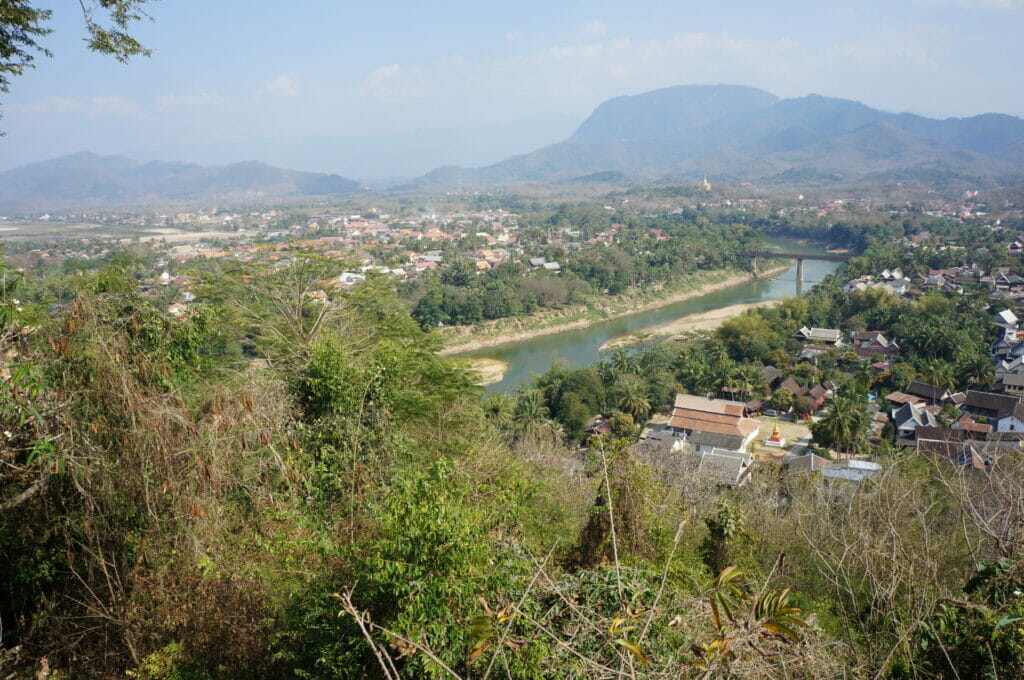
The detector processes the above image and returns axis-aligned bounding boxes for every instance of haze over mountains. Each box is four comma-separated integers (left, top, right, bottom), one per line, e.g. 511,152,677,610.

6,84,1024,211
416,84,1024,189
0,153,360,212
127,113,582,182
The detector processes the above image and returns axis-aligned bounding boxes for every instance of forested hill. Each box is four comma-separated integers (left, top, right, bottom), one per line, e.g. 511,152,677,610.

0,152,362,211
413,84,1024,189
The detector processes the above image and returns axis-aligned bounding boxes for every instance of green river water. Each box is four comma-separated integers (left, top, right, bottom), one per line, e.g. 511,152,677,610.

460,238,841,395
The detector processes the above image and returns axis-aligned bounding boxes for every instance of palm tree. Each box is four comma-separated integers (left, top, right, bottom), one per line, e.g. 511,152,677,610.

482,394,515,433
513,390,549,439
732,364,768,402
610,347,637,375
957,353,995,389
852,361,875,392
916,358,957,391
811,392,870,457
681,359,715,397
711,359,737,399
615,376,652,423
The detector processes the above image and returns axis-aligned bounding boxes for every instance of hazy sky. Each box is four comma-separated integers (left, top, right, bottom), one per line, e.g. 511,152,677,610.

1,0,1022,173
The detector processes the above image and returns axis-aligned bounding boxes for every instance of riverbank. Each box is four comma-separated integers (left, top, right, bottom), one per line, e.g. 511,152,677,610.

601,299,783,350
464,358,510,386
438,265,789,355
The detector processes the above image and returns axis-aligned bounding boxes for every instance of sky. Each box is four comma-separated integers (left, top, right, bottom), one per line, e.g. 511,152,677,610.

1,0,1023,177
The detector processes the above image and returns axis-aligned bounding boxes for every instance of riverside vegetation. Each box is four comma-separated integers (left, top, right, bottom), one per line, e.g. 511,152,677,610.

0,227,1022,680
404,207,766,330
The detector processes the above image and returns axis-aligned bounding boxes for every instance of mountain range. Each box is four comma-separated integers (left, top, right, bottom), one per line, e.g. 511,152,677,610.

126,113,582,182
413,84,1024,189
0,153,360,212
5,84,1024,210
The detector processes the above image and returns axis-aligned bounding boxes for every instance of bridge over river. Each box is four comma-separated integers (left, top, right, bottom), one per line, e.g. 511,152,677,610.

461,239,844,395
740,251,852,287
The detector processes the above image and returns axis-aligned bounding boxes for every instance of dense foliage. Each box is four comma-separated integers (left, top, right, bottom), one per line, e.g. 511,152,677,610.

405,210,762,328
2,221,1023,680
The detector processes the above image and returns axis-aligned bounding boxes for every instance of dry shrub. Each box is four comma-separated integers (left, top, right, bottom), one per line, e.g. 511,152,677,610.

11,295,305,678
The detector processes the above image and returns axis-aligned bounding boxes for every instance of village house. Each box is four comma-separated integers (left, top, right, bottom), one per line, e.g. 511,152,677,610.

891,402,940,440
777,378,831,411
781,452,831,473
962,390,1024,432
885,390,925,407
1000,372,1024,396
637,427,753,488
904,381,953,406
952,413,993,435
793,327,844,346
917,428,1019,469
666,394,760,454
852,331,900,360
685,448,753,486
822,459,883,484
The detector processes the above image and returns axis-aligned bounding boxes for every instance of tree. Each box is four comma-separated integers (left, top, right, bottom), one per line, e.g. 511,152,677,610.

512,389,549,440
916,358,957,392
732,364,769,401
680,358,716,397
609,346,637,375
793,395,814,419
957,352,995,390
852,360,875,392
1,1,153,121
701,499,747,574
811,391,871,456
768,388,793,412
614,374,651,423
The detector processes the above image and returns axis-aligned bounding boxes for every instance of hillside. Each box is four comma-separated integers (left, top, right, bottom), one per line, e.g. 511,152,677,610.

0,152,361,212
412,85,1024,189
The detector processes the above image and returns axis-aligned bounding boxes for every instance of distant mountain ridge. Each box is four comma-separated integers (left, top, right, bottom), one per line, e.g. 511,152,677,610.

413,84,1024,189
0,152,361,212
572,84,779,142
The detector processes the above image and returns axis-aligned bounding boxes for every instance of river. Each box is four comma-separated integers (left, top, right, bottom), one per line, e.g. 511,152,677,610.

459,238,841,396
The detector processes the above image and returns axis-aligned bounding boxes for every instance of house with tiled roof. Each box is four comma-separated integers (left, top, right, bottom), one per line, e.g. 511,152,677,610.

637,429,753,488
891,402,940,440
917,430,1018,469
667,394,760,454
963,390,1024,432
1000,371,1024,396
793,327,844,345
852,331,900,359
905,381,952,405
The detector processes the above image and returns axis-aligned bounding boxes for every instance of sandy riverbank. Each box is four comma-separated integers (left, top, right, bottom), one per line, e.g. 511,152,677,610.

438,265,788,355
463,358,510,386
600,299,782,350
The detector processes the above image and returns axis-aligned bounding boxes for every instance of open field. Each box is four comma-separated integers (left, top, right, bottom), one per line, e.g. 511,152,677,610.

751,415,813,463
141,229,255,243
0,220,254,244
